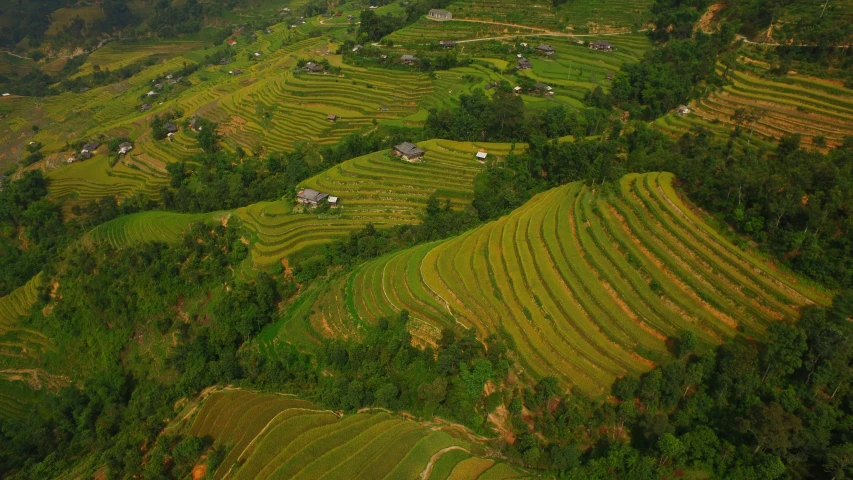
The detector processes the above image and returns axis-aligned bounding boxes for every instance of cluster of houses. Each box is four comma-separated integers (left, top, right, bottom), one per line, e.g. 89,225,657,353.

589,40,615,52
66,140,133,163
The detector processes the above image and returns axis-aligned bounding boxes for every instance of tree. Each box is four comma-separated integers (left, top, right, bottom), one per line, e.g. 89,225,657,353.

657,433,683,466
761,322,806,383
677,330,698,359
741,402,802,455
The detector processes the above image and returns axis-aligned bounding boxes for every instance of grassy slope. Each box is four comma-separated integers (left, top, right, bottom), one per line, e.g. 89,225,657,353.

299,172,828,396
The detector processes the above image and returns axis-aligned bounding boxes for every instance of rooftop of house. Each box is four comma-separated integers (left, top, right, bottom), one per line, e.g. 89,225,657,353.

82,142,100,152
394,142,425,157
429,9,452,16
164,122,178,132
297,188,329,202
401,54,420,62
537,44,554,51
304,62,323,72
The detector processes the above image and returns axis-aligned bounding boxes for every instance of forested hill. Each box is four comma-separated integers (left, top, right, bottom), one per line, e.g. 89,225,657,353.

0,0,852,478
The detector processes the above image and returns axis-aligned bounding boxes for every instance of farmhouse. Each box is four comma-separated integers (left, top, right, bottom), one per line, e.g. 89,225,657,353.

164,123,178,134
254,51,262,57
189,117,201,132
535,82,554,95
428,9,453,20
1,93,9,97
439,40,456,48
537,44,555,55
147,91,158,97
352,44,363,52
590,40,614,51
140,103,152,112
81,142,99,154
677,105,691,115
513,86,523,94
392,142,425,162
517,57,532,70
227,39,237,46
296,188,329,207
400,54,420,65
327,114,339,122
303,62,324,73
118,142,133,155
476,151,488,162
328,196,339,207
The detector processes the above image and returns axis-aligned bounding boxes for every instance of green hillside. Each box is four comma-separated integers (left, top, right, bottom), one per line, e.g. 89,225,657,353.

303,172,827,396
182,389,530,480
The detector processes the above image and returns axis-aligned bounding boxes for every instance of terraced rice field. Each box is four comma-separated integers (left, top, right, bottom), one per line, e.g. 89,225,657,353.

0,378,40,419
184,389,529,480
306,172,827,396
46,153,169,203
0,273,51,367
387,19,541,45
447,0,652,32
655,59,853,149
518,34,650,106
85,210,228,248
237,140,517,266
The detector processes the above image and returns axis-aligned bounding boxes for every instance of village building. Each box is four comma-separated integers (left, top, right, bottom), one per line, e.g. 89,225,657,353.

81,142,100,154
78,151,92,160
254,51,262,57
513,86,523,94
347,14,355,20
428,9,453,20
439,40,456,48
118,142,133,155
147,90,158,97
589,40,615,51
298,17,306,24
517,57,532,70
400,54,420,65
140,103,152,112
1,93,10,97
280,7,291,13
189,117,200,132
476,151,488,162
154,83,164,90
535,82,554,95
229,69,243,75
328,196,339,207
266,28,274,33
392,142,425,162
296,188,329,207
537,44,555,55
327,114,339,122
352,44,363,52
303,62,324,73
677,105,691,116
227,39,237,46
164,123,178,134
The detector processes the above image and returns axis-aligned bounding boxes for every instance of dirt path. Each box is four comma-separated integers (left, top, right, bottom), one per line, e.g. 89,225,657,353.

418,446,470,480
